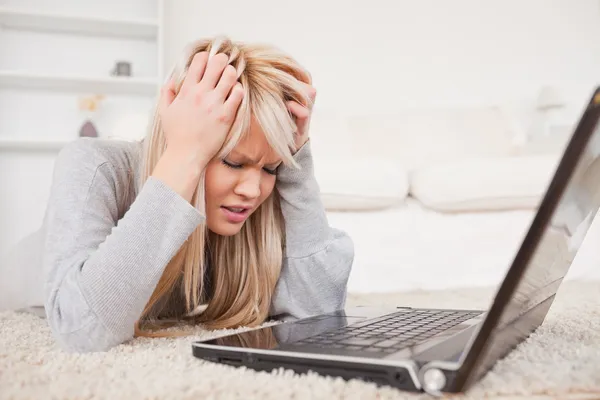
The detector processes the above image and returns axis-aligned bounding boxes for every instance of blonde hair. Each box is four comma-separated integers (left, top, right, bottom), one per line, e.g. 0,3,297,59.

135,36,312,336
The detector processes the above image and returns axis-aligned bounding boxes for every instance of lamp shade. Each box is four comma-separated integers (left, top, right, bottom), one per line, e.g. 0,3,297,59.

536,86,565,110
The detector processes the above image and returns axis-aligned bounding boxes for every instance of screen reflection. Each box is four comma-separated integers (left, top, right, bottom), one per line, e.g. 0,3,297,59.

498,119,600,329
462,96,600,388
205,311,365,350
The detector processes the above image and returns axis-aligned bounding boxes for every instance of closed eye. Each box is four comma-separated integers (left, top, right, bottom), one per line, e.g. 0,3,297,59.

222,159,242,169
223,159,278,175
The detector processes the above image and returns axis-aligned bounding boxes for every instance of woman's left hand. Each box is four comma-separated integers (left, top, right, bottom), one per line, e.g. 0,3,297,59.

287,81,317,152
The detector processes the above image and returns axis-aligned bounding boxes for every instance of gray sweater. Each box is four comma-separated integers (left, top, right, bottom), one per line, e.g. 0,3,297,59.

25,138,354,353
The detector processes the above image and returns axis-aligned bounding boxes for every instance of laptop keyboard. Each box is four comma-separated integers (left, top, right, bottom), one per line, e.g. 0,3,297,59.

294,309,483,355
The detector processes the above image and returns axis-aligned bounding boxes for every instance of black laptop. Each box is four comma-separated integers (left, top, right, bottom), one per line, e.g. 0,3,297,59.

192,87,600,395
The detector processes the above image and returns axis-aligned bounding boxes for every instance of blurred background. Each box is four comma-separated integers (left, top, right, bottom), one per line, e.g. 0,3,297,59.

1,0,600,301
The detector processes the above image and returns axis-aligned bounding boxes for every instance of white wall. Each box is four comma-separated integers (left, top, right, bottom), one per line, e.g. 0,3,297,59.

164,0,600,120
2,0,600,253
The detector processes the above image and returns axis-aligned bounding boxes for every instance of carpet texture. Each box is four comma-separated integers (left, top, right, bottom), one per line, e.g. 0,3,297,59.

1,280,599,400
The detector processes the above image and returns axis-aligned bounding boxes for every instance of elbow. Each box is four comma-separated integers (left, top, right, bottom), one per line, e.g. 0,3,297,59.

45,298,128,353
340,230,355,266
323,229,355,311
44,269,132,353
49,318,127,353
309,229,356,314
329,228,355,282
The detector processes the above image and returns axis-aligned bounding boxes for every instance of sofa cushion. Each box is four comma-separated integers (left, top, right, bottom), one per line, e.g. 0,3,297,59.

409,155,560,212
314,158,409,211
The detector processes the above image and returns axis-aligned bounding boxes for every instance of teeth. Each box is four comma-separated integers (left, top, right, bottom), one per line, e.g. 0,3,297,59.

228,207,244,213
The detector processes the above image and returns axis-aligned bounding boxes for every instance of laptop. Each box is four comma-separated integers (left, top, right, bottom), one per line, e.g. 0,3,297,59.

192,87,600,395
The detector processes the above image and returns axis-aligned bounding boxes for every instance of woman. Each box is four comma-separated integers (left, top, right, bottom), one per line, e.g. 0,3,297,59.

33,36,354,352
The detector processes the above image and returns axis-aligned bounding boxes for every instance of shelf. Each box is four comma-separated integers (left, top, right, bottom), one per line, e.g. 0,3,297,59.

0,70,159,96
0,137,72,151
0,7,158,40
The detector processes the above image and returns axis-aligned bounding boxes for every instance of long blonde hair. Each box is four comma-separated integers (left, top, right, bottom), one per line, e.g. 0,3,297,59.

135,36,312,336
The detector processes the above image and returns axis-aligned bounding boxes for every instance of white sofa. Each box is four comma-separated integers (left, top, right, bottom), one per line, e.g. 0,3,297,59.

308,107,600,294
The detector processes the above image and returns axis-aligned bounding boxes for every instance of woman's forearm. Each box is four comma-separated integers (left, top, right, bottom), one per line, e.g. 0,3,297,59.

151,146,209,203
276,141,331,257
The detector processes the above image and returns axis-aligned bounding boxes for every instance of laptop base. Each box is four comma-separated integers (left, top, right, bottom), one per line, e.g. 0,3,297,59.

193,341,422,391
192,306,486,393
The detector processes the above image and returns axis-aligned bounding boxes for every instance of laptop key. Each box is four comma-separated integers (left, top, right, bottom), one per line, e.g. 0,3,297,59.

374,339,405,348
338,338,382,346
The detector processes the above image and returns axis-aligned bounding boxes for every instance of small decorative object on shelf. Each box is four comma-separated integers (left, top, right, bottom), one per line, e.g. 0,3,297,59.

78,94,105,138
111,61,132,77
79,120,98,138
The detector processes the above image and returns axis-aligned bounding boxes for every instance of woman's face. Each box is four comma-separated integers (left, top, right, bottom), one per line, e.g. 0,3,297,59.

204,119,282,236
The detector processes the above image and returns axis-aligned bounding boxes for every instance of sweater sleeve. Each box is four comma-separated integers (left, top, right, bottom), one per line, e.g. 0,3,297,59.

269,141,354,319
43,140,204,352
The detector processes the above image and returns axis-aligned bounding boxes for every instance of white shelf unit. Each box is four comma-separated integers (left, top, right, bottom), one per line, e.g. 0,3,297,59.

0,0,164,151
0,0,166,254
0,136,70,151
0,7,159,40
0,70,159,96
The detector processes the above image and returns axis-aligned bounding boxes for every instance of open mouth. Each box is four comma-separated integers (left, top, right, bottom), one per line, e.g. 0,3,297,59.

220,206,251,223
222,206,248,214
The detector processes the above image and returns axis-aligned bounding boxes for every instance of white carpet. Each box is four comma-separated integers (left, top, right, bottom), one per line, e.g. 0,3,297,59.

1,280,599,400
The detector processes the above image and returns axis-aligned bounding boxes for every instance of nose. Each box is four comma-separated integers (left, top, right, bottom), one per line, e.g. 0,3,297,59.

233,170,261,200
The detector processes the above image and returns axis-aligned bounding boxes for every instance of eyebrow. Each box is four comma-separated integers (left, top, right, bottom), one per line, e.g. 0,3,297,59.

230,150,282,167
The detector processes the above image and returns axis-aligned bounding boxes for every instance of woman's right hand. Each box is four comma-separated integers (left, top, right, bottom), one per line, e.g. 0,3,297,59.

159,51,244,163
151,51,243,202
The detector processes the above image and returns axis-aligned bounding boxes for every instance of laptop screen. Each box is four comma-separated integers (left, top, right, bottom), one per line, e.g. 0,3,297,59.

457,89,600,389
